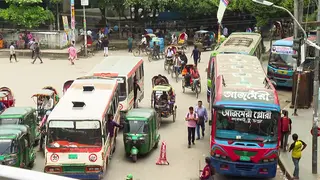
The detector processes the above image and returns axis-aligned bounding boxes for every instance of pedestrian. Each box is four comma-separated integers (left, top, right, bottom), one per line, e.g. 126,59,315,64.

32,43,43,64
133,78,141,108
68,44,77,65
191,45,200,66
289,133,307,179
102,37,109,57
128,35,133,52
200,157,215,180
29,38,36,59
185,106,198,148
280,110,292,151
9,42,18,63
195,100,208,140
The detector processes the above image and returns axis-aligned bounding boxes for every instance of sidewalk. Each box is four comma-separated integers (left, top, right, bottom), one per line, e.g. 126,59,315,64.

279,107,320,180
0,39,128,59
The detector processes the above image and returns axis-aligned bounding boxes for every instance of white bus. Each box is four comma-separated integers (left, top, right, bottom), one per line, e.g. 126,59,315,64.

45,78,120,180
86,56,144,122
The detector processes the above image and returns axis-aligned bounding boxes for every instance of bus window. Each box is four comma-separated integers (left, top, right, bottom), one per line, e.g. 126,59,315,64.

140,64,144,78
136,68,141,80
112,98,116,114
128,77,133,94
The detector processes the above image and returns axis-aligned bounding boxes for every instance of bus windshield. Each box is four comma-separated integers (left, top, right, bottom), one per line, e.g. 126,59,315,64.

215,109,279,142
269,52,296,68
47,120,102,148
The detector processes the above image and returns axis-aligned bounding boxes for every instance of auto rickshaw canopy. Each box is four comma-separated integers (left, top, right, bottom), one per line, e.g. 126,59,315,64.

152,85,173,92
126,108,155,121
31,89,55,98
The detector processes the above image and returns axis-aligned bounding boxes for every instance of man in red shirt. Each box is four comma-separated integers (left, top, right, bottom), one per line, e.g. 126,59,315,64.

280,110,292,151
190,67,200,90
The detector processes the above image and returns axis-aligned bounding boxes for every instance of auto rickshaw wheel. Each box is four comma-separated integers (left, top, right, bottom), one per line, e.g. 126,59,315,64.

154,141,159,148
28,160,35,168
132,154,137,162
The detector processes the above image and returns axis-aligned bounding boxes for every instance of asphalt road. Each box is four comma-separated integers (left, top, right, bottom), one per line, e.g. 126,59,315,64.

0,49,289,180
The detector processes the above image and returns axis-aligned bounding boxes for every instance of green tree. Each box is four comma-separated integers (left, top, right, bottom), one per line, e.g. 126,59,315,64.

0,0,54,29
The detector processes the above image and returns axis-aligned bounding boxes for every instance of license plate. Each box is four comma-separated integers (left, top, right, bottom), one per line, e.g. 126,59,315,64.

68,154,78,159
277,70,288,74
240,156,250,161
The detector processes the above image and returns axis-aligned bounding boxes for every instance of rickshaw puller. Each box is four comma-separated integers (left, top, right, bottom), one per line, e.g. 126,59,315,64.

191,67,200,90
152,42,160,59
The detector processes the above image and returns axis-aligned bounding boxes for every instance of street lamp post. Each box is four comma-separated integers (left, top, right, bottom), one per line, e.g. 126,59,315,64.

252,0,320,174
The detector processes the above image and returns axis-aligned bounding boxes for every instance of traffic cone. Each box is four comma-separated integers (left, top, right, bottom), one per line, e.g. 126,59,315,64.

156,141,169,165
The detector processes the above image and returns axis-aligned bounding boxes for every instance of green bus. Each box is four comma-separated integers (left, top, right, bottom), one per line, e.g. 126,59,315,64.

207,32,264,103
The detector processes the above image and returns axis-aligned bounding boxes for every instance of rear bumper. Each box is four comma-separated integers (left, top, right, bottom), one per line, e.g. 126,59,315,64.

57,172,103,180
211,157,277,178
271,77,293,87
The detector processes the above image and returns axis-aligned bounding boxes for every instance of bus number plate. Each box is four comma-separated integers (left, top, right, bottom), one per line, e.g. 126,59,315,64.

277,70,288,74
68,154,78,159
240,156,250,161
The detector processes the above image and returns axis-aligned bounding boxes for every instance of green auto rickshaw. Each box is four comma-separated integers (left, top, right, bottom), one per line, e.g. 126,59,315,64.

123,108,160,162
0,124,36,168
0,107,40,146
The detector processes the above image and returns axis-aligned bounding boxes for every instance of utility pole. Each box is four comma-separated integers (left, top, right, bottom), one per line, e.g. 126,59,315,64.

81,0,88,56
312,0,320,174
294,0,299,38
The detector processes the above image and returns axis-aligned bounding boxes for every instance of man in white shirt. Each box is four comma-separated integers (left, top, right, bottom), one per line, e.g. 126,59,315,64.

42,97,53,111
140,35,147,46
9,42,18,63
166,47,174,58
29,38,36,59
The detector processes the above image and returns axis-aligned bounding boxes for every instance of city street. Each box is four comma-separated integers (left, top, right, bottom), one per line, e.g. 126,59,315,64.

0,49,288,180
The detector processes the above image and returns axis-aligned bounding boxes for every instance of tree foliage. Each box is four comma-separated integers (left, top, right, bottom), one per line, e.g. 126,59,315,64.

0,0,54,28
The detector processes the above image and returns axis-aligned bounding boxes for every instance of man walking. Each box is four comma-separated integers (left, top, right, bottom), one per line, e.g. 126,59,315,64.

195,100,208,140
29,38,36,59
32,43,43,64
191,45,200,66
280,110,292,151
9,42,18,63
289,133,307,179
185,106,198,148
102,37,109,57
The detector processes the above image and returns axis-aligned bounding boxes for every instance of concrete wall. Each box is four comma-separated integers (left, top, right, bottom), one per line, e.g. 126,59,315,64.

3,30,79,49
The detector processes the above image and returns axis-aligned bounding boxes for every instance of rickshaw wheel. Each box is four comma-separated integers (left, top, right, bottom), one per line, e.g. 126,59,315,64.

167,65,171,74
198,83,202,93
171,67,174,78
175,70,179,83
133,48,140,57
195,86,199,98
148,54,152,62
132,155,137,162
182,80,185,93
164,60,167,70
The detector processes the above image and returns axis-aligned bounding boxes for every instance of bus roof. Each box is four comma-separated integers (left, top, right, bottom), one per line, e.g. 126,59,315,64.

215,32,262,54
214,54,279,109
216,54,266,89
48,78,118,121
273,35,317,46
87,56,143,78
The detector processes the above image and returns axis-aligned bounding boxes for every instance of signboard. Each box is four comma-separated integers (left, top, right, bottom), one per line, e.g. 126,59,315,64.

222,89,274,103
62,16,69,31
271,46,295,55
221,109,272,124
81,0,89,6
49,121,74,128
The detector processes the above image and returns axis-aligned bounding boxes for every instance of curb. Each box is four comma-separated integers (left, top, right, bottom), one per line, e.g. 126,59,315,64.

278,158,292,180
